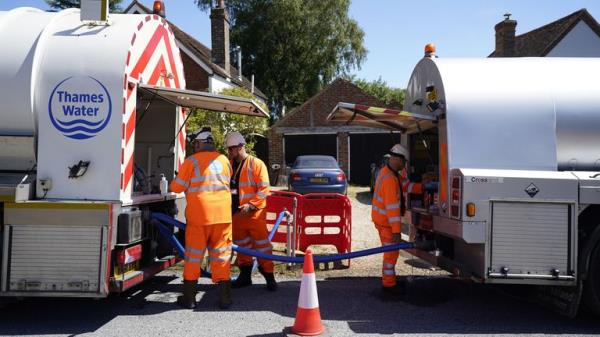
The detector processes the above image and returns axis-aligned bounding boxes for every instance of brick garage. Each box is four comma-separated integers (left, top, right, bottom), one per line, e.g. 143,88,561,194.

268,78,401,185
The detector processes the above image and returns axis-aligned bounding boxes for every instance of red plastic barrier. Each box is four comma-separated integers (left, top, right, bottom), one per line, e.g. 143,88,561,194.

265,191,301,247
265,191,352,266
300,193,351,266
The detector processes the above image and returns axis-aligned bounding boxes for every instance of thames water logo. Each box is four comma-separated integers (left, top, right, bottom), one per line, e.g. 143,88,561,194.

48,76,112,140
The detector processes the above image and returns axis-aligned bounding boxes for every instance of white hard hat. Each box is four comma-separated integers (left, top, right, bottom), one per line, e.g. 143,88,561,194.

389,144,408,158
189,127,214,143
225,131,246,147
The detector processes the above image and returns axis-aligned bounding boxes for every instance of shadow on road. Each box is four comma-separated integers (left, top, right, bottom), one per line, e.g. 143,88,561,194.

355,191,372,205
1,275,600,336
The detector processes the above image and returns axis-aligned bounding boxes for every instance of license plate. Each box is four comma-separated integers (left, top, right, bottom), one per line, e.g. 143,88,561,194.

310,177,328,183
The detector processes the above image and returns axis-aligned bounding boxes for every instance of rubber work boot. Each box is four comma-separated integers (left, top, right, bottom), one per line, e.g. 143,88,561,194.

176,280,197,309
218,280,233,309
231,265,253,288
259,266,278,291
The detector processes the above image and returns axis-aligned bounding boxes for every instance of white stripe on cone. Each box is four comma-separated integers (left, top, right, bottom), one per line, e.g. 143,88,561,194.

298,273,319,309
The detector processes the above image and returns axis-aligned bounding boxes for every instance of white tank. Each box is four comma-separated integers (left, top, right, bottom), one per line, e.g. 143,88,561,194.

405,57,600,171
0,7,56,136
0,7,186,201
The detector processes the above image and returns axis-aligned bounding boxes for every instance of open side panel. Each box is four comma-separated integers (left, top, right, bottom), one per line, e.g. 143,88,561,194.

138,85,268,118
133,92,178,196
131,85,268,199
326,102,436,132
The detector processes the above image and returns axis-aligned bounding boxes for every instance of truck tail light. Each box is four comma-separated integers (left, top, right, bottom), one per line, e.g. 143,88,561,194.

450,176,461,218
336,172,346,182
116,244,142,266
452,190,460,203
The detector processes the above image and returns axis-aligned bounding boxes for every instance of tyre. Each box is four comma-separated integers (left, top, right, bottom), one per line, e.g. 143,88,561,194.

583,241,600,315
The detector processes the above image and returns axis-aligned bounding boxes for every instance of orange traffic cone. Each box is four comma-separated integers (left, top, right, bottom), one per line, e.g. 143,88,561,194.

291,249,325,336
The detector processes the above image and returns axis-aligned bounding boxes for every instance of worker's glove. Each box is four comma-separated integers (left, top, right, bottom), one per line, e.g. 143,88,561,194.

391,233,402,244
238,203,257,215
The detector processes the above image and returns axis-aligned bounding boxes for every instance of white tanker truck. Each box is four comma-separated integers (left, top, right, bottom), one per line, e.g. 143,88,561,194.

329,56,600,316
0,5,266,298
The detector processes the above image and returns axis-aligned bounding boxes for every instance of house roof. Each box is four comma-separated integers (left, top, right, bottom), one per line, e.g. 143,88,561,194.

272,78,402,129
123,1,267,100
490,9,600,57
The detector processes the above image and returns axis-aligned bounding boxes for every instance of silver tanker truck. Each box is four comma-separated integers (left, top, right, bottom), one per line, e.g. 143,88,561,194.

329,56,600,316
0,5,266,299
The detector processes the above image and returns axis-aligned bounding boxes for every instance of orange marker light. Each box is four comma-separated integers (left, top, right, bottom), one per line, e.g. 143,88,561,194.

466,202,476,217
424,43,436,54
153,1,165,17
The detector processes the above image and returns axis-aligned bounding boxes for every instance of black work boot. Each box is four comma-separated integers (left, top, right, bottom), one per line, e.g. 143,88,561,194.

176,280,197,309
217,280,232,309
381,282,406,297
259,266,278,291
231,265,253,288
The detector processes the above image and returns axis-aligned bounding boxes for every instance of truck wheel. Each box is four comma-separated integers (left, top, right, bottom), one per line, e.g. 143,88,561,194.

583,242,600,315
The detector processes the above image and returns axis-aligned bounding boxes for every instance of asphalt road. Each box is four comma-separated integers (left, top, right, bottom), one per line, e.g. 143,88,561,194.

1,271,599,337
1,186,599,336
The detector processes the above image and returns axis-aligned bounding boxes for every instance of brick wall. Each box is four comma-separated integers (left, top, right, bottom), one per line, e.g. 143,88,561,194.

210,7,230,75
275,78,397,128
337,132,349,175
268,78,396,181
181,53,210,91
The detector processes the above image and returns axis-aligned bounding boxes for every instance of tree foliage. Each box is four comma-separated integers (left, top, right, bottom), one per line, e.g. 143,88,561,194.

195,0,367,119
347,76,406,107
45,0,123,11
186,86,269,154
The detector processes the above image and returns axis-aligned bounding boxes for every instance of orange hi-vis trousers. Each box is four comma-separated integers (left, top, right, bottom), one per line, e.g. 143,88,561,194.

376,224,399,287
232,211,274,273
183,222,232,283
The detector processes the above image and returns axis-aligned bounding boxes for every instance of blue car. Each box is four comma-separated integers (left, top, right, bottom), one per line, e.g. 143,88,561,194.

288,155,347,195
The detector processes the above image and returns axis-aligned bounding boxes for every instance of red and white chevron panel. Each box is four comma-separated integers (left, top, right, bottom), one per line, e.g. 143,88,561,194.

120,15,186,199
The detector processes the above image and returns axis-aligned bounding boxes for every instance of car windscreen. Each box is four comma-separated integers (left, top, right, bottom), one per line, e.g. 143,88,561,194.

294,157,338,169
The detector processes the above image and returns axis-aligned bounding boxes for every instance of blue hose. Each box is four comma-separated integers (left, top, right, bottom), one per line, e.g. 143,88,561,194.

151,212,416,265
249,209,287,273
233,242,414,263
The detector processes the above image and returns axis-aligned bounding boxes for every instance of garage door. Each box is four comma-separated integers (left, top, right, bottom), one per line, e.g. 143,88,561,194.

349,133,400,185
284,134,337,166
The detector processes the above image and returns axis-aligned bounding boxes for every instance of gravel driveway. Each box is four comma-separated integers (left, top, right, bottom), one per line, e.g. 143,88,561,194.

272,185,447,280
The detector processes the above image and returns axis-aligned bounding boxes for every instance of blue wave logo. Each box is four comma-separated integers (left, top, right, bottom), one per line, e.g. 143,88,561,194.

48,76,112,140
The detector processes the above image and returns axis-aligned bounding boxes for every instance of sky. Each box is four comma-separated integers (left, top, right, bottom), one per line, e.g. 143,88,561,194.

1,0,600,88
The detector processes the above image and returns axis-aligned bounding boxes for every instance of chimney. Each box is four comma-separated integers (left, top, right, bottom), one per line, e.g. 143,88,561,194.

494,13,517,57
210,0,230,75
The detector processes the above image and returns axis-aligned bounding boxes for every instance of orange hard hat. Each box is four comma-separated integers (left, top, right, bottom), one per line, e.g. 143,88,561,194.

424,43,436,54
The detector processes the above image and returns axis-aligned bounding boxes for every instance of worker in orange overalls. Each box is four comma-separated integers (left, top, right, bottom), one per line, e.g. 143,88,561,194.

170,127,233,309
225,131,277,291
372,143,408,295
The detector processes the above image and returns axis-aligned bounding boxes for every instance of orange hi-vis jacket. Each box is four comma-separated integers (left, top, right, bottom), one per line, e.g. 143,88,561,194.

235,155,270,217
371,165,403,233
170,151,232,226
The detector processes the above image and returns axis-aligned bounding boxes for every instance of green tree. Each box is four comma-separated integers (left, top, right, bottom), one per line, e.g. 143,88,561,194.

186,87,269,154
347,76,406,107
195,0,367,119
45,0,123,11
